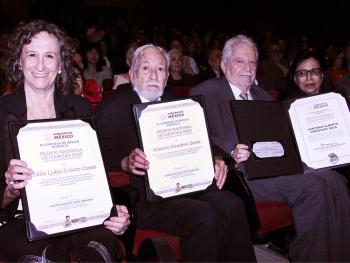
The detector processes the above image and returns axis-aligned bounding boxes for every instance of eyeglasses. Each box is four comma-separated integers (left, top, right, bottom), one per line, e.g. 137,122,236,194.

295,68,322,77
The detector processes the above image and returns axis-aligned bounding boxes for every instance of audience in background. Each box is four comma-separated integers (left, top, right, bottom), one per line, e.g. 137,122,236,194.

198,48,223,82
83,43,112,91
170,39,199,75
165,48,198,96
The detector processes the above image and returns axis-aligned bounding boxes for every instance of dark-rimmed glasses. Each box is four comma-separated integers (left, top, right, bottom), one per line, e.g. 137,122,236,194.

295,68,322,77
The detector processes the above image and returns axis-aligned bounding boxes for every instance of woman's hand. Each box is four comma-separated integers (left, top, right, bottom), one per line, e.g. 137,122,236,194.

121,148,149,176
104,205,131,235
214,157,228,190
2,159,33,208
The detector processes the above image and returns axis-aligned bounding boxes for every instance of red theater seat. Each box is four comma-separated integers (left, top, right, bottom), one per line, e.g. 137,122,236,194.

108,172,180,261
225,170,294,250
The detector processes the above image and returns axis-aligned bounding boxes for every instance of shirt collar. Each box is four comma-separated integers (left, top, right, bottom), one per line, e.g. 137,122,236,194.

228,82,252,100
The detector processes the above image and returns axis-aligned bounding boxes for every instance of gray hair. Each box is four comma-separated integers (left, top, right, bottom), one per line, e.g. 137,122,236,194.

168,48,183,58
222,35,258,68
168,48,184,64
130,44,170,84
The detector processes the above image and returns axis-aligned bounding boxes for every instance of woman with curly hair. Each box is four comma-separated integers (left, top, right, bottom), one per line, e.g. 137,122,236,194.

0,20,130,262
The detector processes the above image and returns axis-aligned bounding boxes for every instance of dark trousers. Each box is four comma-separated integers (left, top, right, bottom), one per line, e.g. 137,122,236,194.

136,189,256,262
0,217,123,262
248,169,350,262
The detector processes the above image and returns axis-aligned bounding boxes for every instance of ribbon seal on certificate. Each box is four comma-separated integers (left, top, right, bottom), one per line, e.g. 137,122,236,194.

328,153,339,165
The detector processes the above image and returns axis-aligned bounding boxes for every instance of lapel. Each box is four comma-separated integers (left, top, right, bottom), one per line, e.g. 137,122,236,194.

4,88,78,120
219,77,236,101
250,85,263,100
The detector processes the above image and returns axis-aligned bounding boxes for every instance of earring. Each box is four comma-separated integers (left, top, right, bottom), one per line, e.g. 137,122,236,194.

58,66,62,74
16,62,22,71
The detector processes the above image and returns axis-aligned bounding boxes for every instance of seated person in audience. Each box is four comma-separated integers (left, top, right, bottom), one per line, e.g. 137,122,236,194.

190,34,350,262
257,42,289,98
198,48,223,83
112,46,135,90
83,43,112,91
328,50,348,86
95,44,256,262
73,64,102,110
284,50,333,99
335,71,350,101
0,19,130,262
98,39,113,70
170,39,199,75
72,51,84,71
165,49,198,95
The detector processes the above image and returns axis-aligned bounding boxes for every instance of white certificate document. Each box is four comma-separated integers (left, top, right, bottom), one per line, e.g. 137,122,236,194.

137,99,215,199
16,119,113,240
289,92,350,169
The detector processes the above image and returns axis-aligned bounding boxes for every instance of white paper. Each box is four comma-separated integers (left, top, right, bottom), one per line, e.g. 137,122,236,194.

17,120,113,235
252,141,284,158
289,92,350,169
138,99,215,198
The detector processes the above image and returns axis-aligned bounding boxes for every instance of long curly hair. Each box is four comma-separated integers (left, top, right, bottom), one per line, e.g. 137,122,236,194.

4,19,75,95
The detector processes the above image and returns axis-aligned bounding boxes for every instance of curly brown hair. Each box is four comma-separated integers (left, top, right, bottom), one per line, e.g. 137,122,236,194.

4,19,75,95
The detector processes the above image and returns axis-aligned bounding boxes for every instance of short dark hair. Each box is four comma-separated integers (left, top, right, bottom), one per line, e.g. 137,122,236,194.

4,19,75,95
289,50,327,79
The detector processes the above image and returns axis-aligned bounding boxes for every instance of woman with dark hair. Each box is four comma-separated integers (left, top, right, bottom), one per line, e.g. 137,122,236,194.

73,63,102,111
284,49,333,99
0,20,129,262
83,43,112,91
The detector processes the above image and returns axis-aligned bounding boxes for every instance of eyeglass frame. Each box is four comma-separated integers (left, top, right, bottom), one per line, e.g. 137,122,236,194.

294,68,323,77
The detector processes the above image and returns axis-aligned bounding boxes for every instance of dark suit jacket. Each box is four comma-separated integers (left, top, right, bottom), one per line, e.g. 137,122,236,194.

198,68,222,83
190,77,273,155
0,88,92,220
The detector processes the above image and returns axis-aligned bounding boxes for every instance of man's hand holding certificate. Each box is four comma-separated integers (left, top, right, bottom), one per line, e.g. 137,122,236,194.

230,92,350,179
134,98,215,201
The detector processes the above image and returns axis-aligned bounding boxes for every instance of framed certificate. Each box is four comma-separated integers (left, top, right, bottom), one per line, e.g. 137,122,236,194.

289,92,350,169
133,96,215,202
230,92,350,180
10,119,114,241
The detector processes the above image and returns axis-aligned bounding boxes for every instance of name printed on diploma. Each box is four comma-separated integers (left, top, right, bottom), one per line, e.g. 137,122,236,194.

138,99,215,198
16,120,113,237
289,92,350,169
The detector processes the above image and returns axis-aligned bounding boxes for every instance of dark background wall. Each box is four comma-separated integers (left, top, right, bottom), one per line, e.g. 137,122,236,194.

0,0,349,46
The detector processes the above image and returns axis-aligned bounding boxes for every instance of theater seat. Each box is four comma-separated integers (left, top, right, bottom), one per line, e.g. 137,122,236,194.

102,79,117,98
267,89,280,100
103,78,114,92
108,171,180,261
225,170,294,250
172,86,192,98
256,201,293,235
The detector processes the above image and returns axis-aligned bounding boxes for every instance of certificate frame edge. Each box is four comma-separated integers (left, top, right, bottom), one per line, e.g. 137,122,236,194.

9,117,114,242
132,95,216,202
286,92,350,172
229,99,304,180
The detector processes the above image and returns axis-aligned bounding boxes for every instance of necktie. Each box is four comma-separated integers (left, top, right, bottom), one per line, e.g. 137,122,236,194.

239,92,249,100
